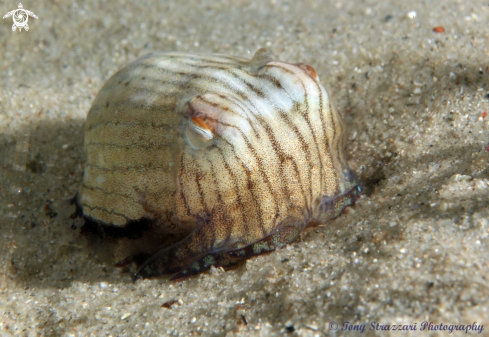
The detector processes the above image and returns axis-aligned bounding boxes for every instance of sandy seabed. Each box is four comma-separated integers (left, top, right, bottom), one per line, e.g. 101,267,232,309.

1,0,488,336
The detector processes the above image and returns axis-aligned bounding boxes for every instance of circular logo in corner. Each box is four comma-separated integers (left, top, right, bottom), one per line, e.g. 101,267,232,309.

3,3,38,32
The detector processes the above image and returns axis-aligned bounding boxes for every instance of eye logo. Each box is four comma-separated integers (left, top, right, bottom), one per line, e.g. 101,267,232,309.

3,3,38,32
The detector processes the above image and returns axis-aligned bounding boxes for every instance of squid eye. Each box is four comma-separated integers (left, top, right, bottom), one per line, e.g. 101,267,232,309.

185,116,214,150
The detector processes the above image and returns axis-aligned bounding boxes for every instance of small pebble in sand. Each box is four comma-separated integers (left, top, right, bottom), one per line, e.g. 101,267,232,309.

433,26,445,33
407,11,417,19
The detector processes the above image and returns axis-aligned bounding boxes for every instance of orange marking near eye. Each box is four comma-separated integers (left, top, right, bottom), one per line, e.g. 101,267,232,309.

190,116,211,131
304,64,317,79
296,63,318,80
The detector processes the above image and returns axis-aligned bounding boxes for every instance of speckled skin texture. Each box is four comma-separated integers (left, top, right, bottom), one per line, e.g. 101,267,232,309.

77,50,361,279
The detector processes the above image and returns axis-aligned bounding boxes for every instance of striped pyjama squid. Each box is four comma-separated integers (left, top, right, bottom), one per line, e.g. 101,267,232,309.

75,49,363,280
